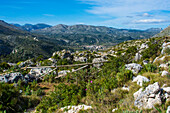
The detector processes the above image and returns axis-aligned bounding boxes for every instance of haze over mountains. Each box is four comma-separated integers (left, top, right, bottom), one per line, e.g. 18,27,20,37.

0,20,167,62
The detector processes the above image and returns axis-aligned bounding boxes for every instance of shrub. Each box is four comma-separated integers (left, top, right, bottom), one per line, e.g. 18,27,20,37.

145,63,157,72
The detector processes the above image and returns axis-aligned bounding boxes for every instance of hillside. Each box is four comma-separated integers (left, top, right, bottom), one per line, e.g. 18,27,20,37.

0,33,169,112
0,20,163,62
0,21,63,62
154,25,170,37
32,24,162,45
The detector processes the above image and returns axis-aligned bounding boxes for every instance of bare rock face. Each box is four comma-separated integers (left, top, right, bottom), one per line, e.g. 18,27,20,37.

60,104,92,113
29,67,52,77
132,75,150,86
92,58,106,68
161,71,169,77
125,63,143,74
134,82,170,109
167,106,170,113
134,53,142,61
134,82,162,109
0,72,23,83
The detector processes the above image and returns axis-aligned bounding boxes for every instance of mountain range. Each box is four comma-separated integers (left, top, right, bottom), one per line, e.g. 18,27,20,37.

0,20,166,62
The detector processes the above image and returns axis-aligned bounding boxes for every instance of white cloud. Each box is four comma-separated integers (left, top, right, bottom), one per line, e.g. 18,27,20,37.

137,13,153,17
134,19,169,23
78,0,170,29
80,0,170,16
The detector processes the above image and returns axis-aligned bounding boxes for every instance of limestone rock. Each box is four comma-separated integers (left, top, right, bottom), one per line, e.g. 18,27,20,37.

134,82,162,109
112,108,118,112
161,71,169,76
159,64,169,69
92,58,106,68
132,75,150,86
143,60,149,65
167,106,170,113
58,70,70,75
125,63,143,74
133,88,143,100
161,45,170,54
61,104,92,113
163,87,170,93
134,53,142,61
29,67,53,77
0,72,23,83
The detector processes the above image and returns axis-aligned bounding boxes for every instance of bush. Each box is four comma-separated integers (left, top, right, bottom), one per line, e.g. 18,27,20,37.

145,63,157,72
36,83,85,112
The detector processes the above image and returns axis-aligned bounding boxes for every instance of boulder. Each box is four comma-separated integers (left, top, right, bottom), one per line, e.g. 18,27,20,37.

58,70,70,75
125,63,143,74
134,82,163,109
133,88,143,100
0,72,23,83
134,53,142,61
29,67,52,77
92,58,106,68
122,86,129,91
132,75,150,86
161,71,169,76
161,45,170,54
112,108,118,112
163,87,170,94
140,43,149,49
162,42,170,47
159,64,169,69
143,60,149,65
60,104,92,113
167,106,170,113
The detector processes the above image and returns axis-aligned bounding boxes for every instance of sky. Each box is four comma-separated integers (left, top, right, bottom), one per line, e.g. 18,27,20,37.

0,0,170,30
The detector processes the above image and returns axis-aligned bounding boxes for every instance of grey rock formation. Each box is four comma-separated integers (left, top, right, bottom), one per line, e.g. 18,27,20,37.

134,53,142,61
167,106,170,113
143,60,149,65
161,71,169,76
29,67,52,77
134,82,167,109
60,104,92,113
92,58,106,68
125,63,143,74
132,75,150,86
0,72,23,83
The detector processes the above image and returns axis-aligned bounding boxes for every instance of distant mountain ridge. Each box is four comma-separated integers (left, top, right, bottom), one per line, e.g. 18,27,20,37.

12,23,52,31
31,24,162,45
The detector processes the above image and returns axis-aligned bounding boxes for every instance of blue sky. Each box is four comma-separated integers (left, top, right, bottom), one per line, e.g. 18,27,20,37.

0,0,170,29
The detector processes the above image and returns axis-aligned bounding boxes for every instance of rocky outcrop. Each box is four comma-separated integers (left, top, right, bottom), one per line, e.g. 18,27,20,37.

0,72,23,83
18,60,34,67
140,43,149,50
159,64,169,69
161,71,169,76
161,42,170,54
74,56,87,62
167,106,170,113
60,104,92,113
29,67,53,77
132,75,150,86
134,53,142,61
58,70,70,75
134,82,169,109
143,60,149,65
112,108,118,112
125,63,143,74
92,58,106,68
